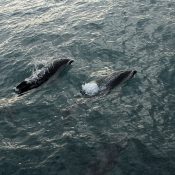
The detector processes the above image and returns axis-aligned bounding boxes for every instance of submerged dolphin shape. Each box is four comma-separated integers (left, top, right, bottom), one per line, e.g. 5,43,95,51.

81,70,137,96
15,59,74,94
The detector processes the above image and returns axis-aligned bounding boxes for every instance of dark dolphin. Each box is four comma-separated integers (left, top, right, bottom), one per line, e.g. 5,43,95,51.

15,59,74,94
102,70,137,92
81,70,137,96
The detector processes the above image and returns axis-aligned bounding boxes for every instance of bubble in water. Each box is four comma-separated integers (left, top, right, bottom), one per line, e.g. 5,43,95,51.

81,81,100,96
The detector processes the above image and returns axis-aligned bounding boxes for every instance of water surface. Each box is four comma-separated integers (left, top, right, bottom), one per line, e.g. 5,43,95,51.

0,0,175,175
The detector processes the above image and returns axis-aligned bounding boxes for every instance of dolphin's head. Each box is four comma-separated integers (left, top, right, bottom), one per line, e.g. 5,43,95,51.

131,70,137,78
67,59,74,65
128,70,137,79
52,59,74,68
50,59,74,77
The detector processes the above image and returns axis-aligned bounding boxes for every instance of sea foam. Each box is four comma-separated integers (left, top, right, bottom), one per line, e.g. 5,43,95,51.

82,81,100,96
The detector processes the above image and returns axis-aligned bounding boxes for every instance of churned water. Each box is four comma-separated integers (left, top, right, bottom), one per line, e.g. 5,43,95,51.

0,0,175,175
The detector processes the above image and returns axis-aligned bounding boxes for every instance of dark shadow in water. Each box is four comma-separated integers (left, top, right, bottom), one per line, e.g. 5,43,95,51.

117,138,175,175
1,138,175,175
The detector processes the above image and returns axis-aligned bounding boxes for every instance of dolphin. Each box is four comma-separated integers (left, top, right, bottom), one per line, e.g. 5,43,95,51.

81,70,137,96
15,59,74,94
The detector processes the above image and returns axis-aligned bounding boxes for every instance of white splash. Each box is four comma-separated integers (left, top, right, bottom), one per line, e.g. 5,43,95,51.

82,81,100,96
25,68,45,83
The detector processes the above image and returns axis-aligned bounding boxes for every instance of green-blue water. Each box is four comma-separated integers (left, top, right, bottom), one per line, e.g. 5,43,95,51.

0,0,175,174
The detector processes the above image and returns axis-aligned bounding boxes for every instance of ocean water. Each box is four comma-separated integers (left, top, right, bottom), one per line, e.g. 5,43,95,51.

0,0,175,174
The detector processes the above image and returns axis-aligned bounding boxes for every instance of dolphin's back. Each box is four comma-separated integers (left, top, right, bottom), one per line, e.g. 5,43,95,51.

81,70,137,96
104,71,129,89
15,59,74,94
